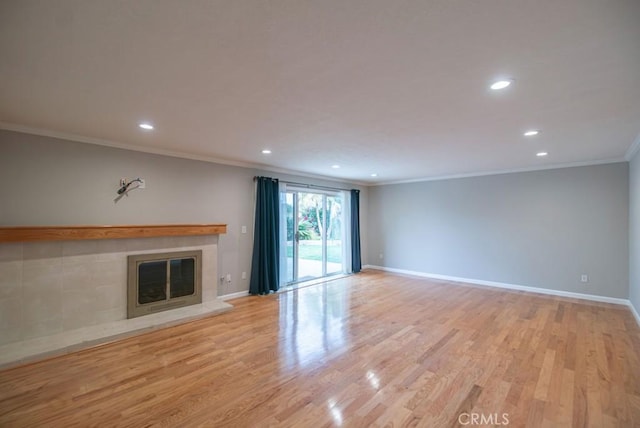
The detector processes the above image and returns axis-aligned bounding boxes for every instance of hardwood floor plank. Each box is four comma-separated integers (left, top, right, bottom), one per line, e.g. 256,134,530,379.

534,349,556,401
1,271,639,427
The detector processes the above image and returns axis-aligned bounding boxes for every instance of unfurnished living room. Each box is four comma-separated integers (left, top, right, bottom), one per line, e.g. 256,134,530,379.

1,1,640,427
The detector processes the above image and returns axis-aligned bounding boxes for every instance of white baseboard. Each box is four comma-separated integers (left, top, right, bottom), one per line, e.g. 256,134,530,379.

218,291,249,301
629,301,640,327
363,265,630,306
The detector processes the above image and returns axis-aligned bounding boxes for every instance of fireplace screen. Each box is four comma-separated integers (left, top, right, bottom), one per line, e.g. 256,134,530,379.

128,250,202,318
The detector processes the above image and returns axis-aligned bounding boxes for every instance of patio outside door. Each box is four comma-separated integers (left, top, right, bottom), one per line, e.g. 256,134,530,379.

285,190,344,284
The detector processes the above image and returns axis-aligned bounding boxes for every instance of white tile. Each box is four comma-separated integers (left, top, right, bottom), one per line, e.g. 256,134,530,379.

93,238,128,261
95,251,125,263
126,237,169,252
61,262,96,292
62,253,98,266
23,264,63,292
203,262,216,279
23,242,63,266
7,330,75,360
23,288,62,323
63,240,99,256
22,318,63,340
202,289,216,302
62,287,101,330
181,236,214,247
96,238,124,252
94,260,126,287
202,248,215,261
94,284,125,311
93,307,126,324
0,235,225,367
0,343,31,366
0,261,22,299
0,243,23,262
62,240,101,265
0,298,232,367
0,297,22,345
62,311,98,331
63,288,95,313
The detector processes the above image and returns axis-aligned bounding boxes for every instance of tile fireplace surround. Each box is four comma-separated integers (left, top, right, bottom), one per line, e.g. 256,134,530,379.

0,225,232,368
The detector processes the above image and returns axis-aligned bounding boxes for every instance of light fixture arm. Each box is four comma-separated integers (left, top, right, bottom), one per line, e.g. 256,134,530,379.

117,178,143,195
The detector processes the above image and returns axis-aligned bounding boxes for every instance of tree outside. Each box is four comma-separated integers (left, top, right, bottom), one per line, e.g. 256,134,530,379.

286,192,343,265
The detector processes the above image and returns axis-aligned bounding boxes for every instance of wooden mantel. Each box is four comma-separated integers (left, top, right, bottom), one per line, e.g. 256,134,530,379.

0,224,227,243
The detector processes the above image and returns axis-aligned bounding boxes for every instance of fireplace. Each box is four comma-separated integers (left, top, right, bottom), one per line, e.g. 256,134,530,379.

127,250,203,318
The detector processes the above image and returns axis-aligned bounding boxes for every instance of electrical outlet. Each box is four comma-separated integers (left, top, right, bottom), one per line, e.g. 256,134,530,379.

379,253,384,259
226,274,232,283
120,178,127,187
581,274,589,283
241,226,247,234
241,271,247,280
138,179,145,189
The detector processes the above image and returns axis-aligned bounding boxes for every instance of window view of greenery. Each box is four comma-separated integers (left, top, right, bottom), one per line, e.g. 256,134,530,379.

286,193,343,276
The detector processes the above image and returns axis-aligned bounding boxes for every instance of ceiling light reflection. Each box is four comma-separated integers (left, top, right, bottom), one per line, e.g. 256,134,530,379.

366,370,380,389
327,399,343,426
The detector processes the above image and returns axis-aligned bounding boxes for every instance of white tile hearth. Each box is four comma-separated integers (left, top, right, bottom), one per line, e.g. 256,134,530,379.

0,298,232,369
0,233,227,367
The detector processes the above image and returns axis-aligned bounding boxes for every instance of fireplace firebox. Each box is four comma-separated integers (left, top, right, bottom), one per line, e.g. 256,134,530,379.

127,250,202,318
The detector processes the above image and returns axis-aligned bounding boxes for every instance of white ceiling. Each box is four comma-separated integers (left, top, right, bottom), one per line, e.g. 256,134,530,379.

1,0,639,184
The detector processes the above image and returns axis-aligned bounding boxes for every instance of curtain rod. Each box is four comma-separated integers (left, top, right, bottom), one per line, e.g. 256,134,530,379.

253,176,356,193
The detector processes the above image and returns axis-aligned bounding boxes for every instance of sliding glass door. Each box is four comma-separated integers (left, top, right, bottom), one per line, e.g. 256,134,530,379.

325,194,343,276
284,189,345,285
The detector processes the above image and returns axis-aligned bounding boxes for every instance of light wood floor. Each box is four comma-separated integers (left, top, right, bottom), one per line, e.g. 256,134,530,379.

1,271,639,427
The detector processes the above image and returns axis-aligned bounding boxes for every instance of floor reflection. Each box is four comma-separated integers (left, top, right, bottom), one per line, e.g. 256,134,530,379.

278,282,350,370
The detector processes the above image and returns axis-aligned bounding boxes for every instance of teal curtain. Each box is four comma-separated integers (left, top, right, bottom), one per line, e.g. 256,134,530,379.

249,177,280,295
350,189,362,273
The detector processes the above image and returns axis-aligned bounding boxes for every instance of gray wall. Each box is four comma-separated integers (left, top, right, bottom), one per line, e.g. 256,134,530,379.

368,163,629,299
0,130,368,295
1,129,631,302
630,149,640,313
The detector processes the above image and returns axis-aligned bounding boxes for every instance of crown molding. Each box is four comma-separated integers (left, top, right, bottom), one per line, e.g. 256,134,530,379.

0,122,367,187
373,158,626,186
625,132,640,161
1,121,630,189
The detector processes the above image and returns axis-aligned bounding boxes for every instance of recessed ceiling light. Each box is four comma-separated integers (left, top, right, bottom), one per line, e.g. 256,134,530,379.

138,122,154,130
490,79,513,90
261,149,272,154
331,165,340,169
536,152,548,157
524,130,540,137
370,173,378,177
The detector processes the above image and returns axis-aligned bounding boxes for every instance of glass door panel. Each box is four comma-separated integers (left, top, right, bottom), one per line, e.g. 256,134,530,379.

285,192,296,284
326,195,343,275
297,192,323,282
285,189,345,285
